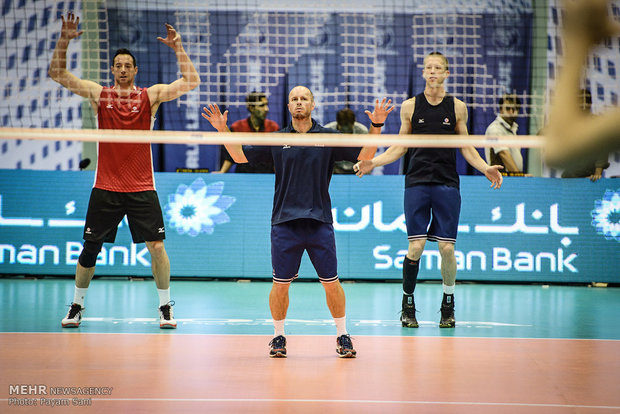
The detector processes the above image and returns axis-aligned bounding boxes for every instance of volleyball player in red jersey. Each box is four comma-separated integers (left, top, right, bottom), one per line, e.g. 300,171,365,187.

49,12,200,329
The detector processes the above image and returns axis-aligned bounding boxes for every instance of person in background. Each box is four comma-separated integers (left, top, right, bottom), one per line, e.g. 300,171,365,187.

325,108,369,174
216,92,279,173
485,94,525,175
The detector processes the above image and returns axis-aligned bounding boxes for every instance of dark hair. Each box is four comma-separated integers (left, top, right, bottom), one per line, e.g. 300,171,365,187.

336,108,356,126
498,94,521,107
246,91,267,105
113,48,136,67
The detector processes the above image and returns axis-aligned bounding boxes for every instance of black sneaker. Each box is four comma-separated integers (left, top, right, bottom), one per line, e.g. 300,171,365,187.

336,334,357,358
269,335,287,358
159,301,177,329
439,303,455,328
61,303,84,328
400,304,419,328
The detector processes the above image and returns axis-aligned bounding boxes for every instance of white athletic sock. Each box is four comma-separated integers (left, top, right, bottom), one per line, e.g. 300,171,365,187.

157,288,171,307
334,316,348,337
443,283,455,295
273,319,286,337
73,287,88,307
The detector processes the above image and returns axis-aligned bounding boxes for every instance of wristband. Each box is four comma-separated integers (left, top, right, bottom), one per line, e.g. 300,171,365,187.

371,122,384,128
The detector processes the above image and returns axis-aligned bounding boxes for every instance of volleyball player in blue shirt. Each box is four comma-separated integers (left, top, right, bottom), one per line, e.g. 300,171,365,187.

202,86,393,357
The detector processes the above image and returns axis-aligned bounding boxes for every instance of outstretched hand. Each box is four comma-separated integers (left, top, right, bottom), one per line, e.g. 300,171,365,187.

365,97,395,125
157,23,181,49
60,12,83,41
201,104,229,132
485,165,504,189
353,160,375,177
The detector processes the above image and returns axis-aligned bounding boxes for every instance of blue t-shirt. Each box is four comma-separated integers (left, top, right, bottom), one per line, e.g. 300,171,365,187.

243,119,361,225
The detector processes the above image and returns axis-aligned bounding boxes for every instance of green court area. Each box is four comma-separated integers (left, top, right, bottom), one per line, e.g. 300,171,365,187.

1,277,619,340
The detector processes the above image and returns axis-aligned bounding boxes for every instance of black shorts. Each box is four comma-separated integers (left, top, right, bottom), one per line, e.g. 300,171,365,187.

83,188,166,244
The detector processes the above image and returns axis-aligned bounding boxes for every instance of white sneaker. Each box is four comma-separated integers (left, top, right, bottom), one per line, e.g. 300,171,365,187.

159,302,177,329
61,303,84,328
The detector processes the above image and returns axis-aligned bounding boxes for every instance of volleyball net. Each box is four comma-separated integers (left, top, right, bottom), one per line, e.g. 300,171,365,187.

0,0,618,172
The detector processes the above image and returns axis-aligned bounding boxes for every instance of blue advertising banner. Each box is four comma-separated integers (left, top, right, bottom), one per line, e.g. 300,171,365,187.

1,170,618,283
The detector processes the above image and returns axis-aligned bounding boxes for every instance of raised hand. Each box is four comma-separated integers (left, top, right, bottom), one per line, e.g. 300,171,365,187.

563,0,620,44
201,104,229,132
365,97,395,125
60,12,83,41
157,23,181,49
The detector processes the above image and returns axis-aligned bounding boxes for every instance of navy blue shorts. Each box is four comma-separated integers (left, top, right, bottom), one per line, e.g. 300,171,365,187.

83,188,166,244
404,185,461,243
271,219,338,284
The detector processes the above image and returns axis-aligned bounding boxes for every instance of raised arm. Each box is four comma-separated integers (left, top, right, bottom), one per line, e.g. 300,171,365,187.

357,97,395,160
48,13,102,104
201,104,248,163
455,99,503,188
147,24,201,104
353,98,411,176
546,0,620,167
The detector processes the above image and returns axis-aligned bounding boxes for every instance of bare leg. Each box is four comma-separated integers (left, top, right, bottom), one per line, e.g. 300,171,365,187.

75,263,95,288
269,282,290,321
438,241,456,286
407,239,426,261
322,280,346,318
145,240,170,290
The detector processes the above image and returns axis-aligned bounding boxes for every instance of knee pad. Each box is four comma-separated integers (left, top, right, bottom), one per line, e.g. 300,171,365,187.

78,240,103,268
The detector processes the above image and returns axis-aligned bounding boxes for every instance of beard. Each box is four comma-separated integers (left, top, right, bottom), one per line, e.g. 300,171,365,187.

292,112,307,120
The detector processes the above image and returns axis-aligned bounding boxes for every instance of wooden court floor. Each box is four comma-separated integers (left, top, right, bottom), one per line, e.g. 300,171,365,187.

1,278,619,413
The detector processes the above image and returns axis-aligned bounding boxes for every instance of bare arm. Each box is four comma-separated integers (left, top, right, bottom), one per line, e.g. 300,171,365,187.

147,24,201,105
497,150,520,172
215,159,233,173
455,99,503,188
546,0,620,167
357,97,395,160
48,13,102,105
354,98,412,176
201,104,248,163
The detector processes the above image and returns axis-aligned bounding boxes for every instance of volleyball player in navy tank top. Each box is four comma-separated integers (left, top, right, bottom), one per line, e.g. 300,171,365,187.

354,52,503,329
203,86,394,357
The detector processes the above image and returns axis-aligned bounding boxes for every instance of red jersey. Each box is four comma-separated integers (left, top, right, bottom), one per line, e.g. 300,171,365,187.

230,118,280,133
95,86,155,192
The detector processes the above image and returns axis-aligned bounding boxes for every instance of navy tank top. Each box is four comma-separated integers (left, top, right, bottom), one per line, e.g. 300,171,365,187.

404,93,459,188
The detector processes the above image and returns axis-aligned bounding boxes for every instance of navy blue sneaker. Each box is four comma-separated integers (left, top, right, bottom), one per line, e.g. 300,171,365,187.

336,334,357,358
269,335,287,358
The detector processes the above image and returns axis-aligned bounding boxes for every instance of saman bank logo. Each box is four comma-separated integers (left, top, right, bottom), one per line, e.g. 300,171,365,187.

165,178,235,237
591,189,620,242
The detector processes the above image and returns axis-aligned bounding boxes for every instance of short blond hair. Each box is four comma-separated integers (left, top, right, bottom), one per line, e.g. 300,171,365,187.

424,51,449,71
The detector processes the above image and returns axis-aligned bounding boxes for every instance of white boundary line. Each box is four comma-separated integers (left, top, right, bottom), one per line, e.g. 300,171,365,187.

0,127,545,148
